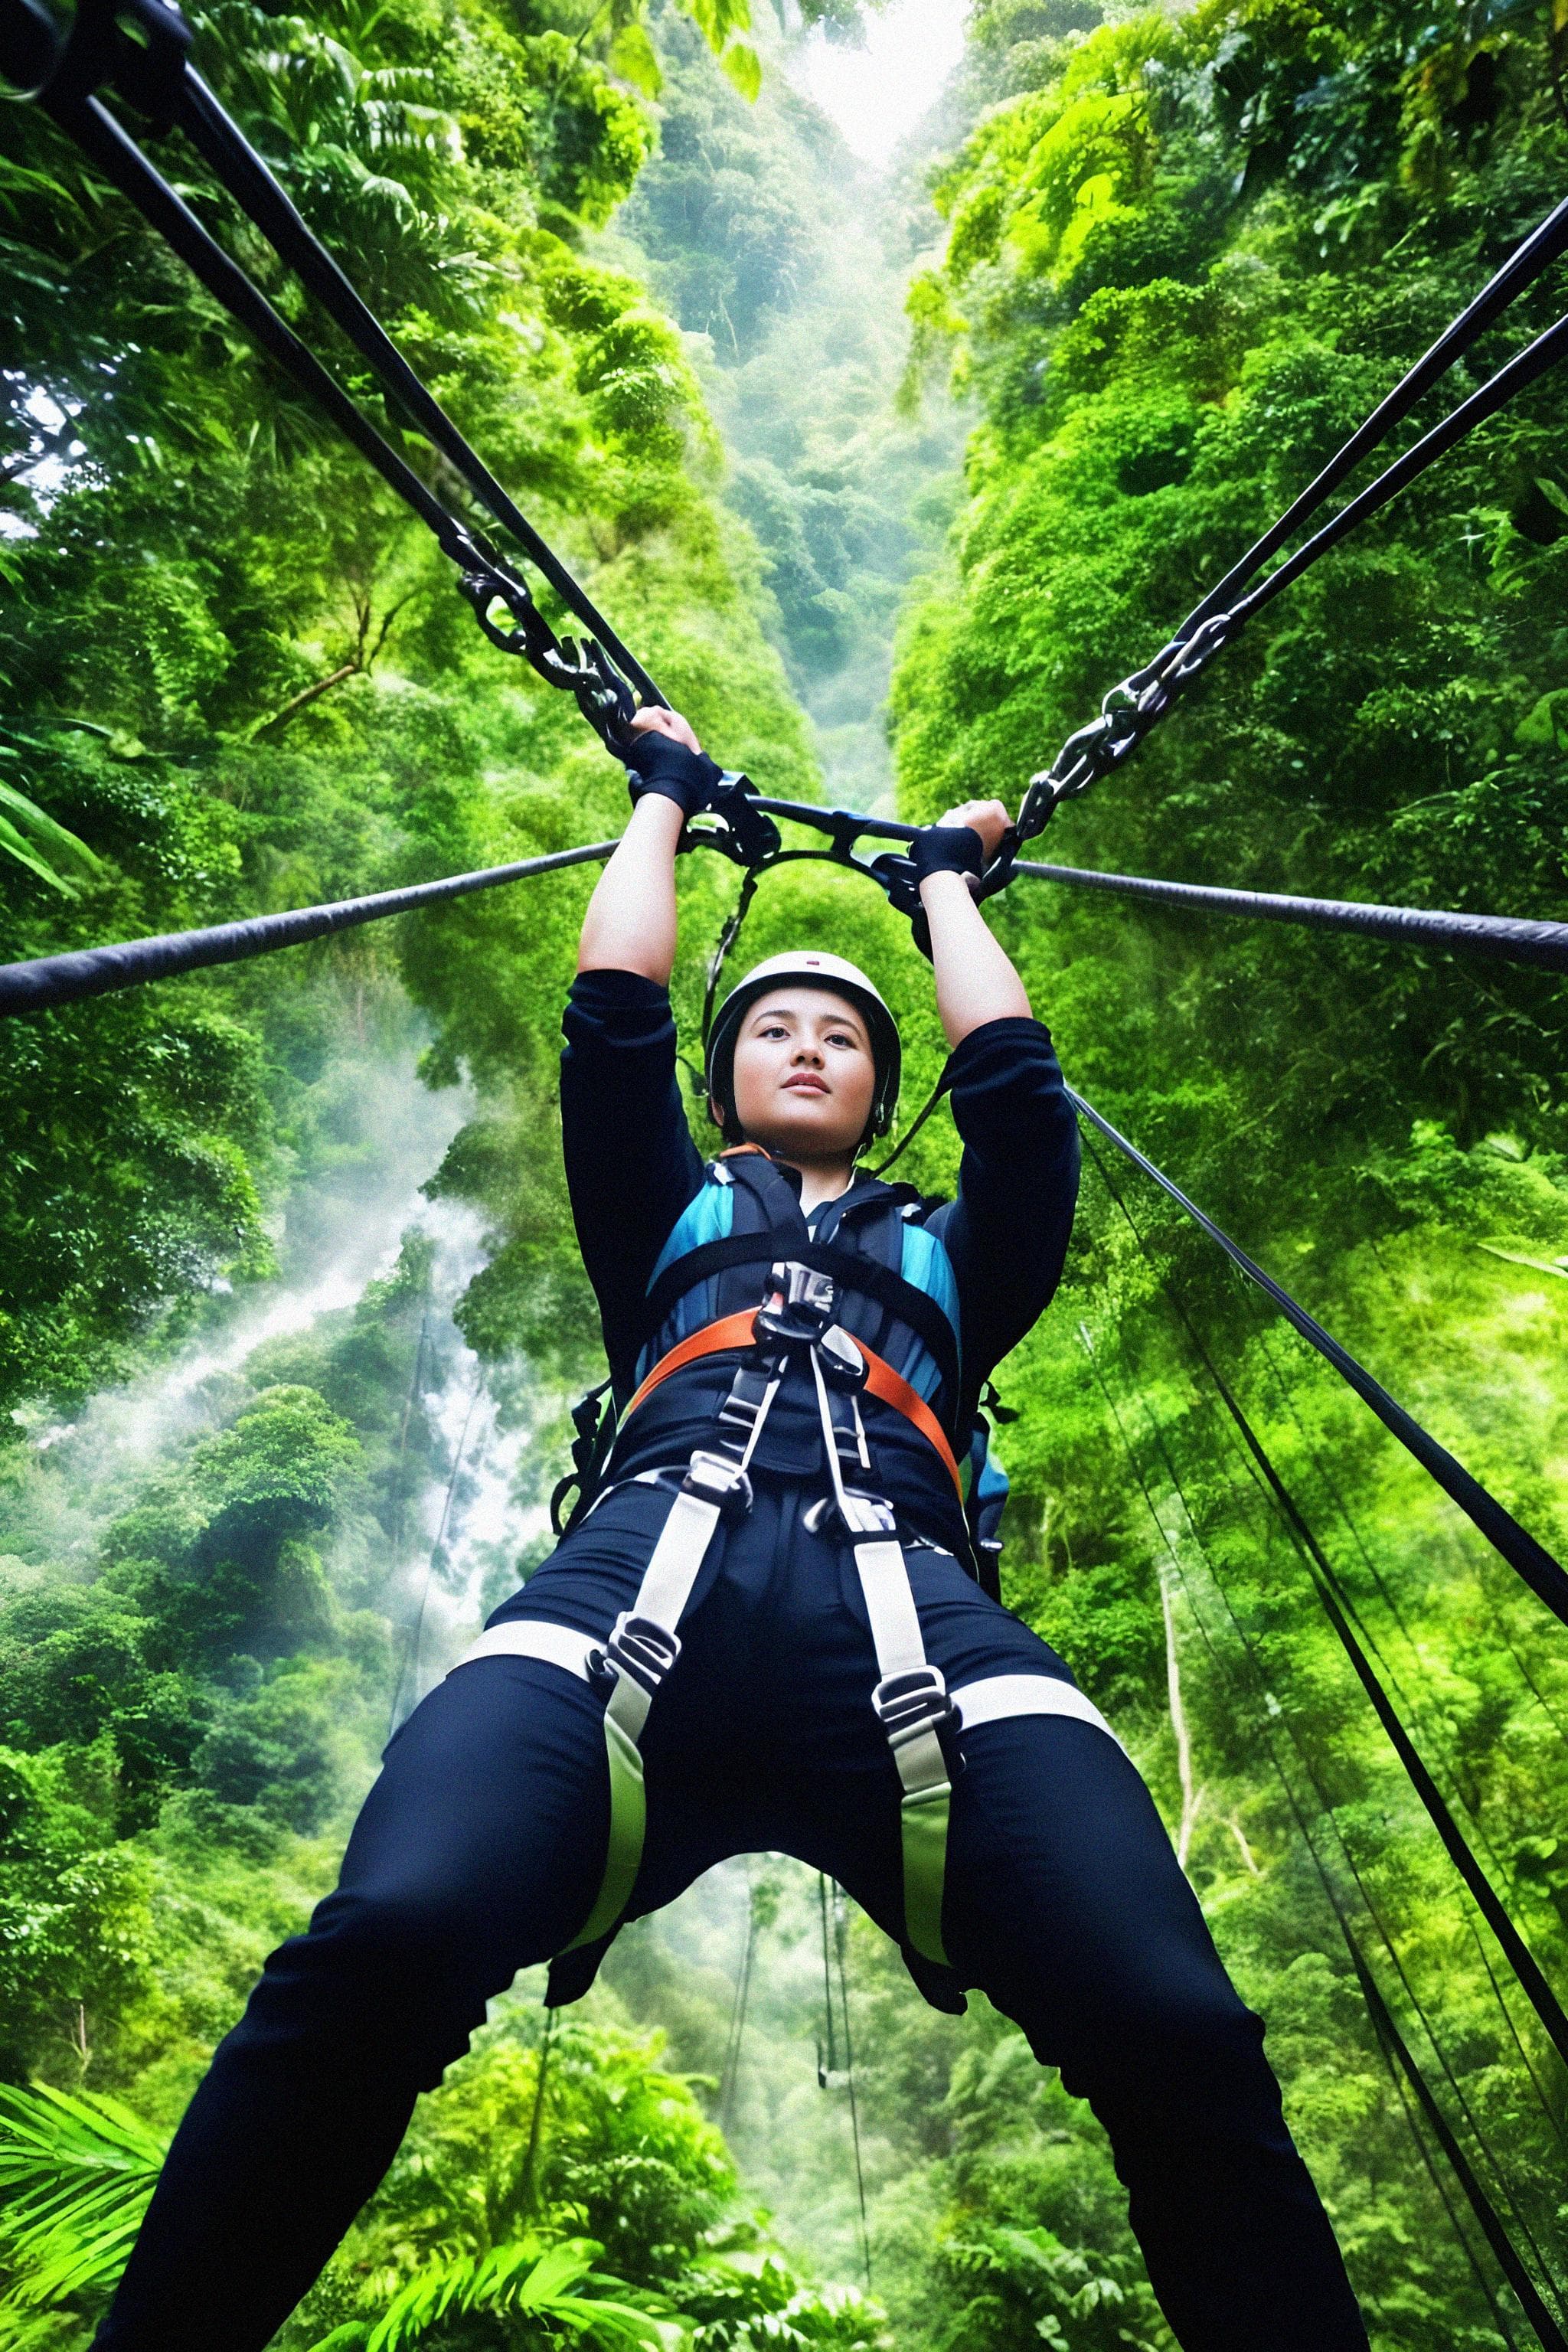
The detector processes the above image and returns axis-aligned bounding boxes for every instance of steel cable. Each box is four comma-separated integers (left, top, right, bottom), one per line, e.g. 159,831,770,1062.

1068,1088,1568,1630
1078,1139,1568,2074
1182,191,1568,632
0,839,615,1018
1232,309,1568,626
1012,857,1568,973
7,802,1566,1021
172,68,662,704
48,91,472,551
1083,1325,1564,2341
1013,205,1568,837
16,0,652,741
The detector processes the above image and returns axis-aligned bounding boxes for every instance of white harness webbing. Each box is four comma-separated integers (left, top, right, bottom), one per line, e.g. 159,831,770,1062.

447,1260,1123,1975
452,1625,1122,1754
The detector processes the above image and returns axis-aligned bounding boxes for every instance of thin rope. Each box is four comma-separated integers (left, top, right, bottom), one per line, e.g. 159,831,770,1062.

1145,1367,1568,2277
869,1074,951,1179
1071,1092,1568,1628
718,1869,757,2134
1080,1135,1568,2071
1250,1326,1560,1877
1083,1322,1566,2339
817,1872,838,2082
519,2005,557,2216
832,1881,872,2290
388,1374,483,1734
1082,1215,1568,2282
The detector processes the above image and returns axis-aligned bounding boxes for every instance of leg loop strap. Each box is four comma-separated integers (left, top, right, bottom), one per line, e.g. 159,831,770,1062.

451,1619,599,1681
952,1671,1124,1750
802,1342,956,1969
564,1364,784,1961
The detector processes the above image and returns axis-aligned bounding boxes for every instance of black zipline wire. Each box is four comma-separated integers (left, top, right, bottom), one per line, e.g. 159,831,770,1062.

1246,1330,1568,1949
0,839,616,1018
6,804,1568,1020
1351,1932,1567,2352
831,1882,872,2294
389,1376,483,1736
25,0,658,705
1082,1319,1567,2344
718,1873,757,2134
1069,1089,1568,1634
1237,1348,1568,2164
1081,1266,1568,2269
12,0,660,738
1011,204,1568,834
1011,857,1568,975
1083,1351,1540,2348
1088,1303,1568,2197
172,70,663,707
1230,312,1568,627
1183,193,1568,633
1077,1125,1568,2069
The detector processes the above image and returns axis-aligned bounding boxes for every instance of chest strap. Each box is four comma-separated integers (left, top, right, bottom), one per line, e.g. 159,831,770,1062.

622,1308,965,1501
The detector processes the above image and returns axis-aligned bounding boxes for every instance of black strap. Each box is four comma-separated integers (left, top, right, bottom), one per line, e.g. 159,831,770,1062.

174,70,661,707
636,1233,962,1416
1014,858,1568,975
1184,191,1568,635
1236,309,1568,626
0,839,616,1018
1073,1101,1568,1629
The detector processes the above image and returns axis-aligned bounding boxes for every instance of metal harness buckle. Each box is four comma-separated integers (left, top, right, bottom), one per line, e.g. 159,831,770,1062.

816,1323,866,1389
682,1449,754,1519
873,1664,954,1751
755,1259,837,1348
599,1609,681,1697
804,1487,897,1540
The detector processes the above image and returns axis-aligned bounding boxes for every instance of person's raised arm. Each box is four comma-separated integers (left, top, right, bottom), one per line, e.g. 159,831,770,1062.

911,799,1031,1048
909,801,1077,1385
577,707,717,982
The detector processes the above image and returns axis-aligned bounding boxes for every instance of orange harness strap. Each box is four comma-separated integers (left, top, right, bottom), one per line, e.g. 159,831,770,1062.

622,1309,965,1502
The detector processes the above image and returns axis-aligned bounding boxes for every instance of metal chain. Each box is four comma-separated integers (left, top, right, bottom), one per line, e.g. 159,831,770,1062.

17,0,651,757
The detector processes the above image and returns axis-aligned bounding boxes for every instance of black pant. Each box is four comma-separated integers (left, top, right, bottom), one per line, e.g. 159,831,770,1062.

95,1478,1367,2352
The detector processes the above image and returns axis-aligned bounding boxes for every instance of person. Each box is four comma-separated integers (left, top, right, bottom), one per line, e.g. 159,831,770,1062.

92,707,1368,2352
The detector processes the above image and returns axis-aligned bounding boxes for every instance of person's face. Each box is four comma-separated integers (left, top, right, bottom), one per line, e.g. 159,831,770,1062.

724,988,877,1166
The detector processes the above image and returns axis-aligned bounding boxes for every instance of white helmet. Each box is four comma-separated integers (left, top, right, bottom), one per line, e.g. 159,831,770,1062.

704,952,901,1141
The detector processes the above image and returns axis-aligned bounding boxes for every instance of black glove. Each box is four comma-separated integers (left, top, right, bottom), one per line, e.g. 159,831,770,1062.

619,726,724,818
907,823,985,883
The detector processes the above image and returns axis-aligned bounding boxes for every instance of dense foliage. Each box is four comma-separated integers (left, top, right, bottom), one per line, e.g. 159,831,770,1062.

3,0,1568,2341
878,0,1568,2337
0,0,813,1413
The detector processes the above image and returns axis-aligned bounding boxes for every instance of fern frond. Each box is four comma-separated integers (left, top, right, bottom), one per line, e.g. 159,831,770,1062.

0,2083,166,2310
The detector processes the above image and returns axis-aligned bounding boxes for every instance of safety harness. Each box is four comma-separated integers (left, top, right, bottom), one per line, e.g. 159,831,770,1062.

454,1246,1121,2004
552,1145,1011,1583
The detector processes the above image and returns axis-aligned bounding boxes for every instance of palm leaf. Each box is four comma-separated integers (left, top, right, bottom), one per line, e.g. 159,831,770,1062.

0,781,100,896
0,2083,167,2309
326,2235,671,2352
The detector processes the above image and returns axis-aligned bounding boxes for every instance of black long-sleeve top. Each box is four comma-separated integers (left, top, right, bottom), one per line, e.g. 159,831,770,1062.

560,969,1080,1548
